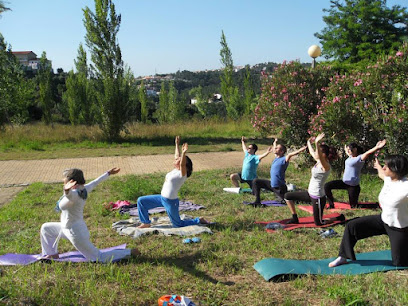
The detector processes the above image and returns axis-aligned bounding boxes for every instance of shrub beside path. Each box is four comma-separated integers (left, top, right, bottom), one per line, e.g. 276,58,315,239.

0,151,243,206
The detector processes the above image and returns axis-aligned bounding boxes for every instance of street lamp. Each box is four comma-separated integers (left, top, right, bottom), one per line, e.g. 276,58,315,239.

308,45,321,68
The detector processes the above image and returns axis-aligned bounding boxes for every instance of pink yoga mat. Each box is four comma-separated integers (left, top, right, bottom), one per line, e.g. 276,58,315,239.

256,213,345,233
298,201,379,214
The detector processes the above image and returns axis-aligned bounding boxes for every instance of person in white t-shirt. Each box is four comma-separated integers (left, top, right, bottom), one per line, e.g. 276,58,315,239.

329,155,408,268
137,136,209,228
41,168,140,262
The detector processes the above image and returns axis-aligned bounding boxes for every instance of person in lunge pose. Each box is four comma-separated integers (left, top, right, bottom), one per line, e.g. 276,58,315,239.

137,136,209,228
325,140,386,208
230,136,273,189
329,155,408,267
284,133,344,225
41,168,139,262
249,138,306,206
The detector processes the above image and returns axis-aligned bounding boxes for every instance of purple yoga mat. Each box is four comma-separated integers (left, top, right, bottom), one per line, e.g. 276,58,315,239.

0,244,127,266
243,200,286,207
122,200,205,216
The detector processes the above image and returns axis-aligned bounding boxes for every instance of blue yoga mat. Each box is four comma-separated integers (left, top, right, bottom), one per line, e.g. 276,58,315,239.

254,250,408,281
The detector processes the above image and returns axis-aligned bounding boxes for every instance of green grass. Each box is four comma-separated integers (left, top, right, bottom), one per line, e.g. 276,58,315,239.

1,164,408,305
0,119,270,160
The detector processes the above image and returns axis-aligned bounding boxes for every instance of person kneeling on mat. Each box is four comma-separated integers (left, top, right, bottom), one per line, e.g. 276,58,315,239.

329,155,408,268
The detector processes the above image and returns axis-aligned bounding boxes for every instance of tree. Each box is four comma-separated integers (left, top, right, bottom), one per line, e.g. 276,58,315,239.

243,65,256,114
315,0,408,63
83,0,130,140
167,81,185,123
38,51,54,124
0,1,10,17
155,82,168,123
139,81,148,123
220,30,243,119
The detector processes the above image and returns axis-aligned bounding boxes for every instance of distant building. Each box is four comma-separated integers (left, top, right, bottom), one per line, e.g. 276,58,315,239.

12,51,52,71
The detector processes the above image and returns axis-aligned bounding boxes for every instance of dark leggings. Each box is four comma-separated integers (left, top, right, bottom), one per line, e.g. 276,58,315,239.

251,178,287,202
284,191,326,226
339,214,408,266
324,180,360,208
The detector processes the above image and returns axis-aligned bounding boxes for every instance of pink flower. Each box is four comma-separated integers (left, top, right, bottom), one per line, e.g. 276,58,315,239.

396,51,403,57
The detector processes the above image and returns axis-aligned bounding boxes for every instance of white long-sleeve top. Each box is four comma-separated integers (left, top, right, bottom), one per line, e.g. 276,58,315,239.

379,176,408,228
59,172,109,228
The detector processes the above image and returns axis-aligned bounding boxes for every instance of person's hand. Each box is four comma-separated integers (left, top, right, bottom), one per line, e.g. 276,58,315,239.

376,139,386,149
299,145,307,152
267,146,273,153
108,167,120,175
273,138,278,146
315,133,325,143
64,179,77,192
182,143,188,153
175,136,180,145
241,136,245,142
374,158,382,170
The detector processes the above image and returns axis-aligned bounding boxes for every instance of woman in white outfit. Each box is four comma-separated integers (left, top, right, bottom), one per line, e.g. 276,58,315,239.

41,167,139,262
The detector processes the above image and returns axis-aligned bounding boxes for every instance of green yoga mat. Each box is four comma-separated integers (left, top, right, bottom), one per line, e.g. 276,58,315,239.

254,250,408,281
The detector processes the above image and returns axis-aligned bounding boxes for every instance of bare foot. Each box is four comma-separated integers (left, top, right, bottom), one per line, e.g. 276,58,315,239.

199,217,210,224
137,223,151,229
328,256,347,267
130,248,141,257
42,254,59,259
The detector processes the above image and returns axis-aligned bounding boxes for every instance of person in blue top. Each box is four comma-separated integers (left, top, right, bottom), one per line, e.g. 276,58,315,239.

230,136,273,189
249,138,307,205
324,139,386,208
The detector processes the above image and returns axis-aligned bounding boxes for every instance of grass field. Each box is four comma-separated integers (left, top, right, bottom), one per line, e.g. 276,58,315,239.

1,163,407,305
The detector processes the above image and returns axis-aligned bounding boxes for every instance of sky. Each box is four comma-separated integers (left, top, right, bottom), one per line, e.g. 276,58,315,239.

1,0,407,77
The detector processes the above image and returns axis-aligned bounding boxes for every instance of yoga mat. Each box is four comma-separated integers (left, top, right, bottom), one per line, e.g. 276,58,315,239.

256,213,345,232
298,201,379,214
254,250,408,281
223,187,252,194
243,200,286,207
119,200,205,216
0,244,127,266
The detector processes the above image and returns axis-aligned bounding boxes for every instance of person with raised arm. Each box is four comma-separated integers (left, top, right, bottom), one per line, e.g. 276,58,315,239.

249,138,306,206
284,133,344,225
137,136,209,228
230,136,273,189
329,155,408,267
325,140,386,208
41,168,140,262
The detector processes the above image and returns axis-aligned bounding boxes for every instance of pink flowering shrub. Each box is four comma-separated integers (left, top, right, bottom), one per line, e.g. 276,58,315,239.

310,43,408,154
253,61,334,146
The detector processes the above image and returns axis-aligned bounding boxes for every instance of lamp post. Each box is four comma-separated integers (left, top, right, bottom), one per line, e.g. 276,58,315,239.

308,45,321,69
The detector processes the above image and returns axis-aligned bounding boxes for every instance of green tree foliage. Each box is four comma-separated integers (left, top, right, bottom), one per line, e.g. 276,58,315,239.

243,65,256,114
0,34,34,126
63,44,96,125
315,0,408,63
139,80,149,123
155,82,168,123
0,1,10,16
220,30,243,119
83,0,130,140
38,52,54,124
167,81,185,123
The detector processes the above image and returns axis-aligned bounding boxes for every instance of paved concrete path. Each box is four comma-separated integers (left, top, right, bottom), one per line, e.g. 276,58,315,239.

0,151,244,206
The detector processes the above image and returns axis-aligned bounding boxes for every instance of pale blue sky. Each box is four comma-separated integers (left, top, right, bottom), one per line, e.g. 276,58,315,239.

1,0,407,76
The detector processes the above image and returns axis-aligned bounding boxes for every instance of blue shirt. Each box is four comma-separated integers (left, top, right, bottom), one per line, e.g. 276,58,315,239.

342,155,365,186
270,156,288,187
241,152,260,180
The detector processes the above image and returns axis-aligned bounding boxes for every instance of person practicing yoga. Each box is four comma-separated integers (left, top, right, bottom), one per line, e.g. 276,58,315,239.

329,155,408,267
249,138,306,206
137,136,209,228
325,140,386,208
230,136,273,189
41,168,139,262
284,133,344,225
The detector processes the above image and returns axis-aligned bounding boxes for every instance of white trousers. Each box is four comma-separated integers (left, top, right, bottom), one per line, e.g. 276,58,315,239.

40,222,130,263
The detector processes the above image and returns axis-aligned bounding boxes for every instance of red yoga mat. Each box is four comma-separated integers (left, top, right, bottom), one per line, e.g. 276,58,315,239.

256,213,345,233
298,201,379,214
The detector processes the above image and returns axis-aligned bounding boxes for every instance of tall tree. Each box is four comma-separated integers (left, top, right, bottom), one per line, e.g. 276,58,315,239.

83,0,130,140
243,65,255,115
315,0,408,63
167,81,184,123
0,1,10,17
139,80,148,123
38,51,54,124
155,82,168,123
219,30,242,119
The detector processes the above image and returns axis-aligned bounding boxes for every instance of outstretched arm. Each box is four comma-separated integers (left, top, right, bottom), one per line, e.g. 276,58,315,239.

272,138,278,151
307,138,317,161
258,146,273,161
361,139,386,161
175,136,181,159
315,133,331,171
241,136,247,153
180,143,188,177
374,158,385,180
286,146,307,162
